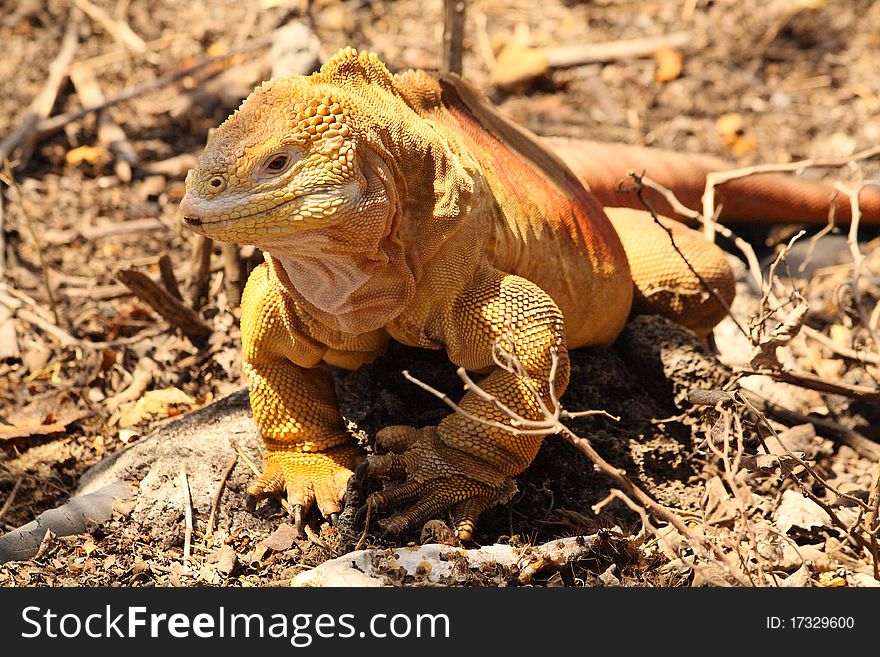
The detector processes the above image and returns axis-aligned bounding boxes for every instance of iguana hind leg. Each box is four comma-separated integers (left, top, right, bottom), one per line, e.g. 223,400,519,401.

605,207,735,335
241,262,363,533
364,266,568,540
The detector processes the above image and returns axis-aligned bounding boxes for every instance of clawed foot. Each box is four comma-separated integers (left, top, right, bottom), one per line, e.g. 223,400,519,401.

246,444,362,536
355,426,515,541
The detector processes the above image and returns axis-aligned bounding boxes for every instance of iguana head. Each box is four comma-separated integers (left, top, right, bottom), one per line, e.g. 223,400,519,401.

179,48,404,248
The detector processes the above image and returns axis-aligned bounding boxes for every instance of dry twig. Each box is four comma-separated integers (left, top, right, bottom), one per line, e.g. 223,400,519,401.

187,235,214,311
627,172,749,340
404,344,750,586
700,145,880,241
0,11,79,164
72,0,147,55
836,180,880,353
220,244,246,308
206,456,238,543
32,30,277,143
0,477,24,524
69,66,138,182
442,0,467,75
179,466,193,572
158,253,183,301
116,268,212,339
1,159,61,328
802,325,880,366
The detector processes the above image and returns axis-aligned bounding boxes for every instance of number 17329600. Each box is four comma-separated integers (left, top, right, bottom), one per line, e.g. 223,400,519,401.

766,617,854,629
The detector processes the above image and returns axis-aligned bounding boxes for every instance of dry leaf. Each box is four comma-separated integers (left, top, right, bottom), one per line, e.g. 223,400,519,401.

117,387,195,428
715,113,743,138
65,145,103,166
729,135,756,157
491,43,550,91
654,46,682,82
715,112,756,156
829,324,850,346
773,489,832,534
260,524,299,552
0,410,90,441
206,42,227,57
750,302,808,369
779,564,813,587
818,571,846,587
848,572,880,587
118,428,139,443
702,476,738,525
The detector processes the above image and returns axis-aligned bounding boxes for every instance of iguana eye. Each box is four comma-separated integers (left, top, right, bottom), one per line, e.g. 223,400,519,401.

264,154,291,173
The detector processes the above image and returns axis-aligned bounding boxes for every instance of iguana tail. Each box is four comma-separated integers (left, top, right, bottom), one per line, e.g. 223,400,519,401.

546,137,880,225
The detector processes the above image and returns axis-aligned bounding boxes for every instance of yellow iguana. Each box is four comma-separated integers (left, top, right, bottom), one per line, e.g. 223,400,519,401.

179,48,877,540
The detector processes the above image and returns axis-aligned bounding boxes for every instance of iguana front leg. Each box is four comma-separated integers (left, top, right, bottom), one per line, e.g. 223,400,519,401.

241,262,362,532
363,266,568,540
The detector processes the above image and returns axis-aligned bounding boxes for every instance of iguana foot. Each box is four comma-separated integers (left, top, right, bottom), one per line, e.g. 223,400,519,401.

247,444,362,535
359,426,516,541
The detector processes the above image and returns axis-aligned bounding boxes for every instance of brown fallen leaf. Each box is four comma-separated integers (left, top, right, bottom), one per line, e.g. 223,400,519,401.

65,144,104,166
116,386,196,428
773,489,832,534
818,571,846,587
779,564,813,587
260,523,299,552
654,45,682,82
749,302,808,369
715,112,757,157
0,410,90,441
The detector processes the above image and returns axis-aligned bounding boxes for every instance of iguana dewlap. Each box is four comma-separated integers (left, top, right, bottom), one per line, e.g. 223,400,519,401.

178,48,870,540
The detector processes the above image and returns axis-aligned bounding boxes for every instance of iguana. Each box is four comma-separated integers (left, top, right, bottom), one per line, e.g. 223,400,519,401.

179,47,878,540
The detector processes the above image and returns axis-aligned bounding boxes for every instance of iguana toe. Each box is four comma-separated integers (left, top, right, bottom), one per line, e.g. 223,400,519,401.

246,445,362,533
363,426,514,540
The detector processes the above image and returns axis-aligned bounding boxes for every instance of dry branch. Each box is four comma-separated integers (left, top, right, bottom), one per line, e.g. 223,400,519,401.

72,0,147,55
700,145,880,241
0,477,23,524
206,456,238,543
179,466,193,572
31,30,277,144
802,325,880,366
0,11,80,164
493,32,691,90
743,392,880,463
403,345,751,586
442,0,467,75
220,243,246,308
69,66,139,182
158,253,183,301
187,235,214,311
116,268,212,339
837,180,880,352
737,367,880,403
1,160,61,328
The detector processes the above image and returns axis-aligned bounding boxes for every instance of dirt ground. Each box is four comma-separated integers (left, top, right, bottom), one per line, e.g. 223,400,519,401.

1,0,879,587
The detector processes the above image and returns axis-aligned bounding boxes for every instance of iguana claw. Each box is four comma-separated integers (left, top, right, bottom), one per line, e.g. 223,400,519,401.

245,445,362,531
362,425,514,541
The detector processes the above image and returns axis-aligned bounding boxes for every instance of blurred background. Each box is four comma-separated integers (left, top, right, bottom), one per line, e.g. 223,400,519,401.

1,0,879,585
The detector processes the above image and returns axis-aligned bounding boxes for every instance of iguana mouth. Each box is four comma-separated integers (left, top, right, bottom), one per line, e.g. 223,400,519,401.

180,185,354,233
180,196,296,229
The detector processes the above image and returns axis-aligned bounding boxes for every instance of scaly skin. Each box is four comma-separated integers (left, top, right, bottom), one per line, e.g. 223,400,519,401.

179,48,747,540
